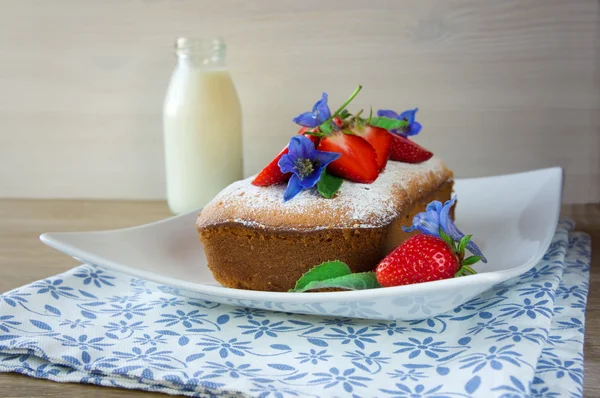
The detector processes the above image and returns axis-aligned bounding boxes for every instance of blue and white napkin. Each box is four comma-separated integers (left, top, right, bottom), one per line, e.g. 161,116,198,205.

0,220,591,397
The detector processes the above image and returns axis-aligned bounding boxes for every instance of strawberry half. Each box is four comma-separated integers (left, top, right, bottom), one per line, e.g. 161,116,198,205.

389,135,433,164
252,134,320,186
375,234,459,287
354,125,392,171
318,132,379,183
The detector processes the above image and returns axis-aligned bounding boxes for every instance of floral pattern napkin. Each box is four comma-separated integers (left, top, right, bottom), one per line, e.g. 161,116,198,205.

0,220,591,397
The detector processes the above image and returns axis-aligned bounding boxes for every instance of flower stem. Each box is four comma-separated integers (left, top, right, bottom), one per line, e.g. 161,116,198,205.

320,85,363,130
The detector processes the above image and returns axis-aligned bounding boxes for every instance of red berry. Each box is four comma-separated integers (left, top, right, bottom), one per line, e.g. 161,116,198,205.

389,135,433,164
354,125,392,171
375,234,459,287
318,132,379,183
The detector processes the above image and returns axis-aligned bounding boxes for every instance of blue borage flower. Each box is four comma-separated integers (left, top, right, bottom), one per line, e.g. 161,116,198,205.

402,196,487,263
278,135,340,201
377,108,422,137
292,92,331,128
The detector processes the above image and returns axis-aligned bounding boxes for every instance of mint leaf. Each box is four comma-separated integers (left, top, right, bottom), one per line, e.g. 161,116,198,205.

292,260,351,292
317,170,343,199
369,116,408,131
294,272,381,292
339,109,352,120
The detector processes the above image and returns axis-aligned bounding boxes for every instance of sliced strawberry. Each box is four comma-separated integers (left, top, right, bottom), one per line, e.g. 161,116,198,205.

354,125,392,171
389,135,433,164
252,134,319,186
318,132,379,183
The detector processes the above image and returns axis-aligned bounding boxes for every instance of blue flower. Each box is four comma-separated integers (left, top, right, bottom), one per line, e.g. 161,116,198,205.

310,367,371,392
377,108,422,137
196,336,252,358
102,303,153,320
402,196,487,262
319,318,356,327
134,333,167,346
486,325,545,344
343,350,390,373
372,322,408,336
295,349,332,365
230,307,266,320
393,336,449,359
104,320,146,335
156,309,207,328
292,92,331,128
56,334,112,352
30,279,77,300
59,319,92,330
204,361,260,378
499,298,553,319
324,326,378,349
537,358,583,384
73,267,115,288
517,282,555,299
112,346,177,367
459,344,522,373
150,297,185,308
238,319,294,339
278,135,340,201
388,368,428,382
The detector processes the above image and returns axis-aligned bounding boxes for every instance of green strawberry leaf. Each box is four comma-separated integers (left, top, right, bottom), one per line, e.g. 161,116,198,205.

458,235,472,259
319,122,333,134
291,260,351,292
462,255,482,266
368,116,408,131
318,170,343,199
439,228,456,251
293,272,381,292
339,109,352,120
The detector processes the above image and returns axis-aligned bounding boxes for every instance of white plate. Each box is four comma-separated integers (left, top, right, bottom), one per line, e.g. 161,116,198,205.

40,167,562,321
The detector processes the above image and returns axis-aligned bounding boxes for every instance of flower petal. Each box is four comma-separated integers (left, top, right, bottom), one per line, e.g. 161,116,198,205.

377,110,398,119
314,150,341,167
299,168,322,189
277,153,295,174
440,196,487,262
292,112,321,128
287,135,316,160
312,93,331,123
283,175,304,202
398,108,418,123
405,121,422,136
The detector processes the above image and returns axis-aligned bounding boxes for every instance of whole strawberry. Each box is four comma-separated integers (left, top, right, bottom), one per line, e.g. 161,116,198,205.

375,234,479,287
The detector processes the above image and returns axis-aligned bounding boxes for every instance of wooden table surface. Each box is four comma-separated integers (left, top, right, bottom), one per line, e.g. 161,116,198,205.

0,199,598,397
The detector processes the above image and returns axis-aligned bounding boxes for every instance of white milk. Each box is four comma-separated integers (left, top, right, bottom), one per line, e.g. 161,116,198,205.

163,38,242,214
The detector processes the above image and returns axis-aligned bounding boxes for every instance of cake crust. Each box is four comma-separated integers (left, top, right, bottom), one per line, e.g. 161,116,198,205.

197,158,452,232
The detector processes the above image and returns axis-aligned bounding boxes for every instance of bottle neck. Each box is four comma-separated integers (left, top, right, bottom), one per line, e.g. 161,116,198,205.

175,37,226,68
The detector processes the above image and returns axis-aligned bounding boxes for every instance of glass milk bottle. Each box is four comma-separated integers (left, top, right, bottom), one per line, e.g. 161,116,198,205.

163,37,243,214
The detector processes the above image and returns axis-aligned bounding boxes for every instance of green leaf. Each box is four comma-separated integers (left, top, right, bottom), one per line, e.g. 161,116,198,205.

319,122,333,135
291,260,351,292
342,129,357,136
339,109,352,120
294,272,381,292
317,170,343,199
439,228,455,250
462,256,482,266
368,116,408,131
458,235,472,259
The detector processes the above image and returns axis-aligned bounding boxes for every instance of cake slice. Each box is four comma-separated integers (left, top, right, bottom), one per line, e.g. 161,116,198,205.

196,157,453,292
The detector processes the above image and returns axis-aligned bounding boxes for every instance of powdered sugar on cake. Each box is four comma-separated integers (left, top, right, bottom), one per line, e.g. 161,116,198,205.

197,157,452,231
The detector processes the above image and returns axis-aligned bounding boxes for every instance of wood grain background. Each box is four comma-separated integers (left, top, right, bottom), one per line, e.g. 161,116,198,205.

0,0,598,203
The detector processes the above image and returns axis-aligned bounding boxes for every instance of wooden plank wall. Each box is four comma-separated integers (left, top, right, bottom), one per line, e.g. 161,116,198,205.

0,0,598,202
